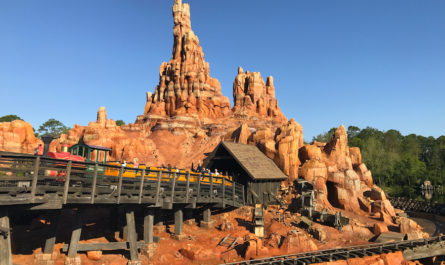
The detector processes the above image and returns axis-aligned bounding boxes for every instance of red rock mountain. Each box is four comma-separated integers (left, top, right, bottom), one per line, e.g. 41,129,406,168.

0,0,407,223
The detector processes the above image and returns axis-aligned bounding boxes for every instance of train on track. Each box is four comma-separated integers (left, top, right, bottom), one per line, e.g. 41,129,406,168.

43,138,233,186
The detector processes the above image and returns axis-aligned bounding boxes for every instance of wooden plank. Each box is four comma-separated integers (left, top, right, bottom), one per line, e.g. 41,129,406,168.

117,166,124,204
30,156,40,202
0,210,12,265
61,240,159,252
90,163,98,204
185,172,190,203
63,160,72,204
155,171,162,205
138,169,146,204
67,213,82,258
125,210,139,261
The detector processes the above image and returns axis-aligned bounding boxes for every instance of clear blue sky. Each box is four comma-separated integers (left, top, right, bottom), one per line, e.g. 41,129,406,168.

1,0,444,141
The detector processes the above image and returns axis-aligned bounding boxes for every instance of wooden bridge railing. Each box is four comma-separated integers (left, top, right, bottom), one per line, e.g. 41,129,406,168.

0,152,245,208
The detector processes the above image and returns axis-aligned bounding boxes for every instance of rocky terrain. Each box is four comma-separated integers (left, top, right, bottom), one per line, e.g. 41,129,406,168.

0,0,436,265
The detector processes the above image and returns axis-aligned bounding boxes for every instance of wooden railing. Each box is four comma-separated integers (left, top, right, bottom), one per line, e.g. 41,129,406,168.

0,152,245,208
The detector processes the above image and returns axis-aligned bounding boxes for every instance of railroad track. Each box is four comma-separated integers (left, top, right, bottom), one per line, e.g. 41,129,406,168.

222,235,445,265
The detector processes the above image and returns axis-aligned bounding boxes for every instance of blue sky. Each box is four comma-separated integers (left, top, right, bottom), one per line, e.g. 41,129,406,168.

1,0,444,141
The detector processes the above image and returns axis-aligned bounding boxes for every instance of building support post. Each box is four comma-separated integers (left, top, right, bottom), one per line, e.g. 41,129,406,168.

173,207,186,240
200,206,214,229
125,209,140,264
0,209,12,265
144,208,154,244
65,210,82,265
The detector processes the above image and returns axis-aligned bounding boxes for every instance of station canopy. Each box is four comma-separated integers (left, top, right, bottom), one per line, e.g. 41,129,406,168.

204,141,288,181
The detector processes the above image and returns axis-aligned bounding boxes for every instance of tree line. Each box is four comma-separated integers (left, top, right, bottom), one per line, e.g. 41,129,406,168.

314,126,444,201
0,115,126,138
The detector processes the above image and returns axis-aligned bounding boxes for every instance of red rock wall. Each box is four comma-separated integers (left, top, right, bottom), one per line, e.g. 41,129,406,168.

0,120,41,154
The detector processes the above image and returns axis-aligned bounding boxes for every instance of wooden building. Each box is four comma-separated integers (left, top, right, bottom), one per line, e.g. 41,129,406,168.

203,141,288,205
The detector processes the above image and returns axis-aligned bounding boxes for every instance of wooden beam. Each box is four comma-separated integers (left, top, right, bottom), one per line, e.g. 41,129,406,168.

43,212,60,254
155,171,162,205
90,163,98,204
170,172,177,205
138,168,146,204
196,173,201,200
117,166,123,204
185,172,190,203
67,211,83,258
61,240,159,252
0,210,12,265
125,209,139,261
222,177,225,207
63,160,72,204
30,156,40,202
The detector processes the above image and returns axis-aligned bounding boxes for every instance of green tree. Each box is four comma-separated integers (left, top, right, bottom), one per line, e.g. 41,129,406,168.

347,125,360,139
312,127,336,143
0,114,23,122
116,120,125,126
37,119,69,138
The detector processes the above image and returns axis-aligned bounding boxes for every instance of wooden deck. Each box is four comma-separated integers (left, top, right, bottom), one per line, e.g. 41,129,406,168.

0,152,245,209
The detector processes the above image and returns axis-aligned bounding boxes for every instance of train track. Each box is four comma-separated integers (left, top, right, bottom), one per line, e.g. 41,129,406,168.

223,235,445,265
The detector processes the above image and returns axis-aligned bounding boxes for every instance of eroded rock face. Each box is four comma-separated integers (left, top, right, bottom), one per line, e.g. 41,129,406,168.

233,67,287,123
141,0,231,119
298,125,382,216
0,120,41,154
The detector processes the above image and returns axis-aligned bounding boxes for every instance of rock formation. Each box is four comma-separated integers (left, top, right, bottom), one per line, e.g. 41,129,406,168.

0,120,41,154
233,67,287,123
141,0,231,119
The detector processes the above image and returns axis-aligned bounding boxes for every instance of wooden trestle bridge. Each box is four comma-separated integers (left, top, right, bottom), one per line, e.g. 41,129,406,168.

0,152,245,265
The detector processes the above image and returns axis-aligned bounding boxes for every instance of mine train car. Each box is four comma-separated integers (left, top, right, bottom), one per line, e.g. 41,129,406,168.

45,139,233,186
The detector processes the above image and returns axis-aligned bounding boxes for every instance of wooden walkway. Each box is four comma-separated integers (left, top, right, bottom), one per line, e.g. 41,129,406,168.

0,152,245,209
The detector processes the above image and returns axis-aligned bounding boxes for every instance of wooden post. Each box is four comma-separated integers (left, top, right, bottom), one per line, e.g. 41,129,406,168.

242,185,245,205
170,172,177,204
0,210,12,265
125,209,139,262
155,171,162,205
144,208,154,244
222,177,225,207
210,175,214,202
138,168,146,204
196,173,201,202
67,211,82,258
90,163,98,204
117,166,124,204
232,181,236,205
30,156,40,202
43,212,60,254
63,161,72,204
185,172,190,203
174,208,183,236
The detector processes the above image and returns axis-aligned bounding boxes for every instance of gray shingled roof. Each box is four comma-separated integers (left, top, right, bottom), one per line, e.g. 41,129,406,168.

211,141,288,180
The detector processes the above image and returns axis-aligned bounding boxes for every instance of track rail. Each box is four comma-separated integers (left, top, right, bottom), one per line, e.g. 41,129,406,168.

223,235,445,265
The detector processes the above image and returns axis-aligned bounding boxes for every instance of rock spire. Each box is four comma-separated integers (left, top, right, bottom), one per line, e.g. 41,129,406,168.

232,67,287,122
144,0,231,118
